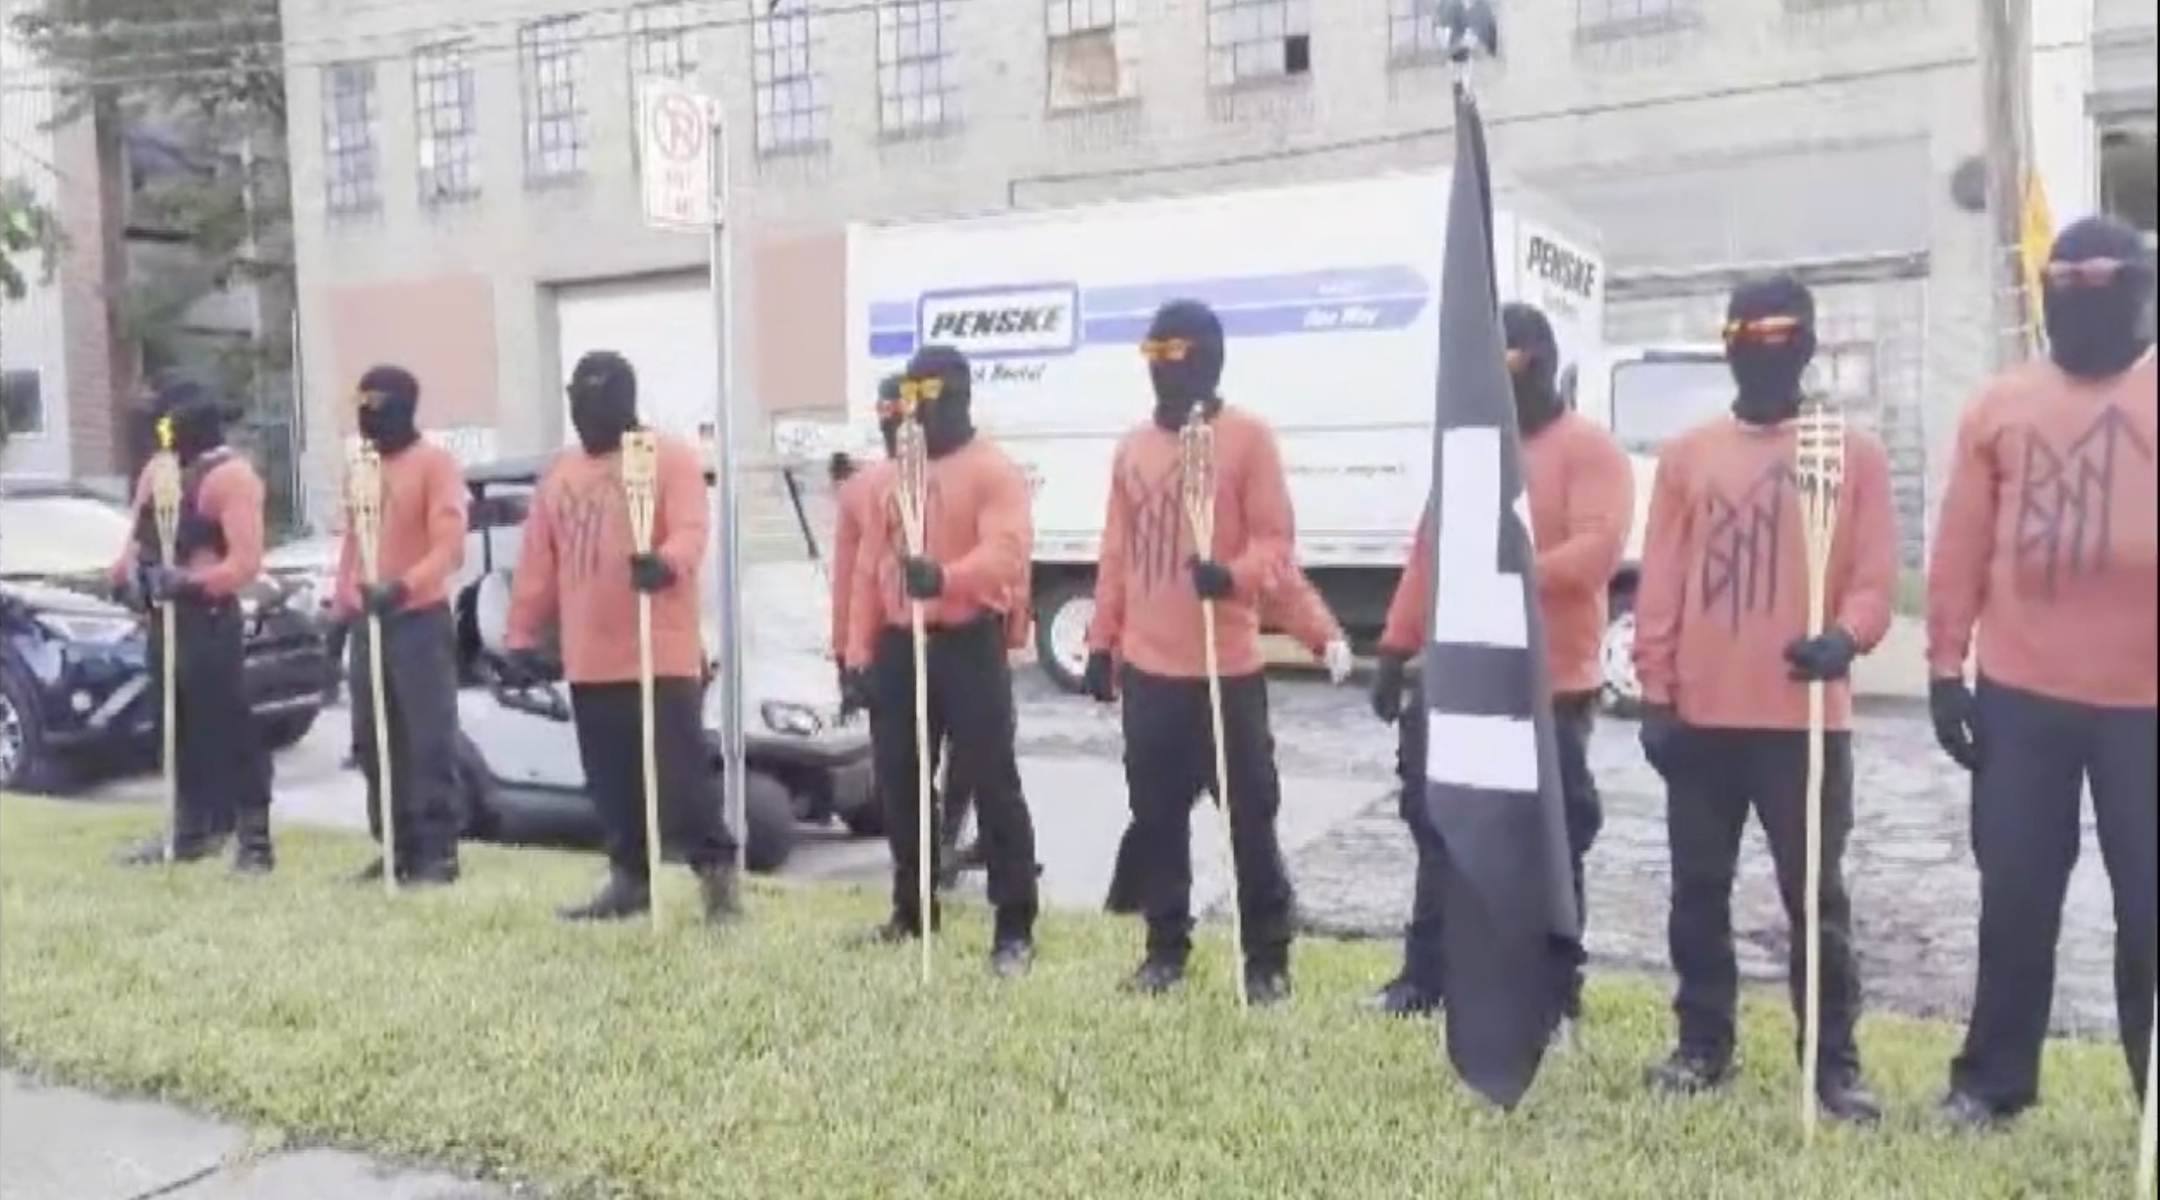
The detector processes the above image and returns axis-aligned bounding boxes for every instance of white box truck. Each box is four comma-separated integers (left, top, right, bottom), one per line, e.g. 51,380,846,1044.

845,170,1646,702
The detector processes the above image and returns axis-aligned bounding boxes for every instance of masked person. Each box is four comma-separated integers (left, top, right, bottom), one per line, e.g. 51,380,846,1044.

1630,275,1897,1123
1081,298,1299,1005
331,367,471,886
840,344,1040,973
108,379,274,872
1362,303,1634,1025
1928,215,2157,1129
1102,566,1351,915
831,378,987,890
503,350,744,925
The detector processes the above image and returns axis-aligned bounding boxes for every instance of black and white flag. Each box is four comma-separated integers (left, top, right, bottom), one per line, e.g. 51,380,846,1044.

1420,81,1582,1111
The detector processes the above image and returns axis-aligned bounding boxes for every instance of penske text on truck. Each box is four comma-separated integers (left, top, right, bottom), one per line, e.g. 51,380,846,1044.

844,170,1639,702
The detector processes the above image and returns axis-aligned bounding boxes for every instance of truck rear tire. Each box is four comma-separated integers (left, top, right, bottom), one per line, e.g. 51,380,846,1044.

1599,584,1642,719
1032,575,1095,694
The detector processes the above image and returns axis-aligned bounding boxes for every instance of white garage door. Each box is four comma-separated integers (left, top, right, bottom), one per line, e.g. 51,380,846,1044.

548,274,805,565
552,275,719,445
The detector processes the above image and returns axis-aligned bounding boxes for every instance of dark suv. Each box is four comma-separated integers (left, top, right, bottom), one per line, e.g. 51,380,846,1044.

0,478,331,793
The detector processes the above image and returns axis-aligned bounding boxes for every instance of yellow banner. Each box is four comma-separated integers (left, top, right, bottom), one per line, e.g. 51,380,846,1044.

2018,171,2054,348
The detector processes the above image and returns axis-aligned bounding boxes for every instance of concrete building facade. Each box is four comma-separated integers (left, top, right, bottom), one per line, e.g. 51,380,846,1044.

279,0,2002,557
0,23,128,483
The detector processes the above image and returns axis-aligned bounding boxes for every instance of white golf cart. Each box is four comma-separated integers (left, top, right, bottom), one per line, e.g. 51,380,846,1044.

444,444,879,874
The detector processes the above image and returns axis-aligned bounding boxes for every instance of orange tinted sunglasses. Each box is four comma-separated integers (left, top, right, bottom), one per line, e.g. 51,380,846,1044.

1722,315,1804,346
896,377,943,406
1139,337,1191,363
2043,258,2134,288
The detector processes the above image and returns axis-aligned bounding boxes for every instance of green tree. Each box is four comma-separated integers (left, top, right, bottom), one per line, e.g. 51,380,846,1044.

0,177,61,303
11,0,296,511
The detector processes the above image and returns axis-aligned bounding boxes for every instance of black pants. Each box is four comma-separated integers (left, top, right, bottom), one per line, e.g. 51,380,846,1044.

151,599,272,847
1950,677,2156,1112
348,604,464,866
1663,726,1861,1075
323,616,350,696
570,677,737,877
1395,684,1603,1011
867,617,1039,936
1120,665,1295,972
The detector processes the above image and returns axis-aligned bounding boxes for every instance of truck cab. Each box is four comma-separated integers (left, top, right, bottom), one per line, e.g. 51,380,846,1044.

1574,342,1734,714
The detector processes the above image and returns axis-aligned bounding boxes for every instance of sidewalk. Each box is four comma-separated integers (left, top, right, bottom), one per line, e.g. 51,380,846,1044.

0,1072,510,1199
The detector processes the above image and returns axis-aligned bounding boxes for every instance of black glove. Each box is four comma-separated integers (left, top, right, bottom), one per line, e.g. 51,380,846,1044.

1370,652,1408,723
1188,556,1236,601
108,568,149,611
1784,626,1859,682
1080,650,1117,703
359,580,408,616
145,565,201,604
902,556,944,601
1928,677,1983,772
1637,703,1691,781
494,648,557,689
839,667,873,718
628,552,676,594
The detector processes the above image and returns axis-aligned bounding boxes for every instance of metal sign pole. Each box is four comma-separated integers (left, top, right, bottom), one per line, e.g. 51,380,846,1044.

708,110,748,873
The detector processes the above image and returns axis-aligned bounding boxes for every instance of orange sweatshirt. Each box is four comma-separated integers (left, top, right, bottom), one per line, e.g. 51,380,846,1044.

829,459,893,660
1631,415,1897,732
331,441,468,617
1926,352,2157,707
1261,567,1344,658
842,437,1033,668
1086,406,1295,679
506,435,710,682
1379,412,1635,693
115,454,266,600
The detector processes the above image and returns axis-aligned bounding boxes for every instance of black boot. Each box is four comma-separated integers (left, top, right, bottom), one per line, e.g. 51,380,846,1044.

696,863,744,927
851,908,936,946
1243,965,1293,1008
557,870,651,922
1361,976,1441,1017
113,832,225,868
1937,1088,2014,1131
988,938,1035,978
230,809,275,875
1644,1048,1733,1096
1813,1067,1882,1125
988,906,1035,978
402,856,460,888
1122,955,1187,995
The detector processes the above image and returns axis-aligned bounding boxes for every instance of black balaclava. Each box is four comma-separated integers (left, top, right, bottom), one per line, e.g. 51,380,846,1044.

875,372,904,457
902,344,976,458
1502,301,1563,437
2042,214,2154,379
1723,274,1819,427
566,350,640,455
1144,299,1226,431
354,364,422,455
153,377,228,465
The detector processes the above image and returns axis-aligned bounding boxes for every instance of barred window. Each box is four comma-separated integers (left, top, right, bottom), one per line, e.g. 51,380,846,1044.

1045,0,1139,112
1575,0,1698,40
753,2,829,154
519,17,587,184
321,61,380,215
1388,0,1494,63
877,1,958,136
413,43,479,206
1205,0,1310,88
630,1,696,80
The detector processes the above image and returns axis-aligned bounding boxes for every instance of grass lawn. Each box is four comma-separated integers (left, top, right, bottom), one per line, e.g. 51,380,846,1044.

0,794,2144,1199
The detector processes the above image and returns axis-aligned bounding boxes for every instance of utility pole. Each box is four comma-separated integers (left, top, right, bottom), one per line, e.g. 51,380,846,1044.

1978,0,2038,365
